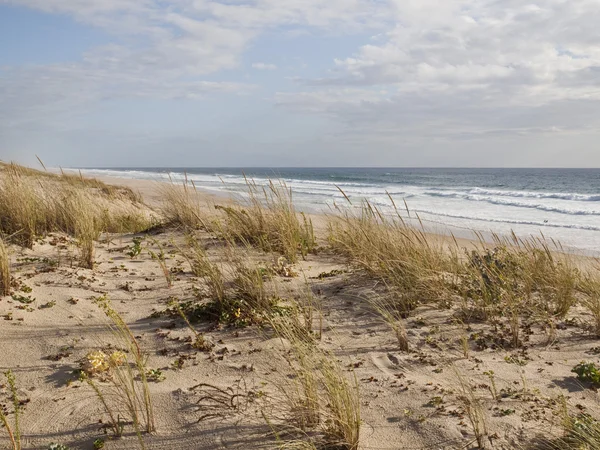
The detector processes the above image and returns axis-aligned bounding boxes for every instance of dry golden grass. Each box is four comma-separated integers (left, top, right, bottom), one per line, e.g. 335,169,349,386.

267,297,360,450
158,176,208,230
0,237,10,296
0,162,156,253
0,165,44,247
328,198,454,314
88,294,155,445
579,270,600,336
172,237,283,326
454,367,489,449
215,178,315,263
534,396,600,450
227,244,274,313
327,195,600,351
1,161,141,202
184,235,226,304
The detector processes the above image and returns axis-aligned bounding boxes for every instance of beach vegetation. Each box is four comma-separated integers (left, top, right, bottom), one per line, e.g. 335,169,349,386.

0,370,22,450
158,175,209,230
0,237,10,296
215,178,315,263
0,162,155,251
80,294,154,447
267,309,361,450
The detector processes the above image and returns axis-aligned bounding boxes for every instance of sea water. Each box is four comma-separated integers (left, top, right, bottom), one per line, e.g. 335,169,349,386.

77,167,600,255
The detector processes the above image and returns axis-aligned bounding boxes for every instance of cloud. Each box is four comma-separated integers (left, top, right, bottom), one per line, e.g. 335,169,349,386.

276,0,600,140
2,0,600,166
0,0,390,130
252,62,277,70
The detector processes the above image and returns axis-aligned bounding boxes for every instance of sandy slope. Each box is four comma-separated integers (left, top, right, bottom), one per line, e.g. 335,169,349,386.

1,176,599,450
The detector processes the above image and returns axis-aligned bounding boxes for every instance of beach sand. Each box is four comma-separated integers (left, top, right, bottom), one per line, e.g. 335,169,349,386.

1,174,599,450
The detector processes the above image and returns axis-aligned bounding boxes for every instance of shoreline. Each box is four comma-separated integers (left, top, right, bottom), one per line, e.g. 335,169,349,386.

95,173,598,260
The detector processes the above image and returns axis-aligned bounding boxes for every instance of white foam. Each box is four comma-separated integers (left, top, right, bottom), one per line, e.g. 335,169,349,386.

469,187,600,202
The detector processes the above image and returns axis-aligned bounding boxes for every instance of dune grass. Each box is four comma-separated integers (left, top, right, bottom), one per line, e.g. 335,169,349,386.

158,176,208,230
185,235,227,304
3,162,600,449
215,178,315,263
0,162,155,251
327,194,594,346
86,294,155,444
268,309,361,450
0,237,10,296
579,270,600,336
328,197,454,315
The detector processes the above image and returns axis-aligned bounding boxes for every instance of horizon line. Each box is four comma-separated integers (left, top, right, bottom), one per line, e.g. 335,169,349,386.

68,166,600,170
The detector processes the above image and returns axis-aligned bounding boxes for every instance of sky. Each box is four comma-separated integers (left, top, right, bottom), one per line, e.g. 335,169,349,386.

1,0,600,168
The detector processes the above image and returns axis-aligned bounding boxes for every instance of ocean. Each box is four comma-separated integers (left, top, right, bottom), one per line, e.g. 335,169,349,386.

77,167,600,255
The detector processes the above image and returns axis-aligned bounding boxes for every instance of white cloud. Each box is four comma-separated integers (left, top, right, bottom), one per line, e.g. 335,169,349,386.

2,0,600,165
0,0,389,129
252,62,277,70
277,0,600,140
325,1,600,100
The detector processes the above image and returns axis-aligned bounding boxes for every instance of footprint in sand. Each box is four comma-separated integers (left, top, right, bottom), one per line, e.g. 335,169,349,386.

371,352,403,378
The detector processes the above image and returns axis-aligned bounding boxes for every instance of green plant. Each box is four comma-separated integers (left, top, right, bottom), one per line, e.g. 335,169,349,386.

167,298,214,352
146,368,166,382
147,240,172,288
0,370,22,450
47,443,69,450
483,370,498,401
11,294,35,304
128,236,144,258
572,362,600,387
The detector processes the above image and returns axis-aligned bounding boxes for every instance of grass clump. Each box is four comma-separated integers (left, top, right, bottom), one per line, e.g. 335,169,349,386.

0,164,44,247
328,197,452,315
81,294,155,446
158,175,207,230
454,367,489,449
0,162,155,252
184,236,226,304
329,194,590,350
171,238,285,326
368,295,409,351
556,413,600,449
542,397,600,449
0,237,10,296
215,178,315,263
579,270,600,336
460,235,580,320
266,308,360,450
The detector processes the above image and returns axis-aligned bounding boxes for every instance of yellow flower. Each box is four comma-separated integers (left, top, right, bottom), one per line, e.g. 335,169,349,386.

108,351,127,367
83,350,109,374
